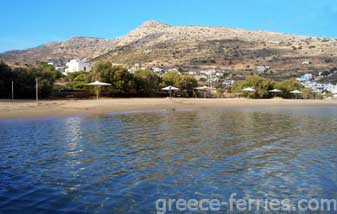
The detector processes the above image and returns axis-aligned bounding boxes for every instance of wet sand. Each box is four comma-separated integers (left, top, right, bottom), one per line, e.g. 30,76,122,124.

1,98,337,119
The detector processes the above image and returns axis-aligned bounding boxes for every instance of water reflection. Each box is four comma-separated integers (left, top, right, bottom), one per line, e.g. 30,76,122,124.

1,107,337,213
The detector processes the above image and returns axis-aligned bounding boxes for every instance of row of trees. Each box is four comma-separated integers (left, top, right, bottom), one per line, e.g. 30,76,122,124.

0,61,198,99
0,61,321,99
231,75,319,99
65,61,198,97
0,62,61,98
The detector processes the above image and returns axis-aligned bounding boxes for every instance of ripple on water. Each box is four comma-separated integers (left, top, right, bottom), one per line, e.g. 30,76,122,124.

1,107,337,213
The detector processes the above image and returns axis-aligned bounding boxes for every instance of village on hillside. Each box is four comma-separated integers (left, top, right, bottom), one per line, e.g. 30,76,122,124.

47,57,337,96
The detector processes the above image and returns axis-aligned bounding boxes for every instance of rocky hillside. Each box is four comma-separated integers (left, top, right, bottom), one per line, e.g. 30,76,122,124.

1,20,337,79
0,37,116,64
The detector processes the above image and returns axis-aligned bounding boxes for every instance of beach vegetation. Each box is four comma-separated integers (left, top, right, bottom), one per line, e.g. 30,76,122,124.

134,69,161,96
88,61,136,96
0,61,60,98
176,75,198,97
63,71,89,89
232,75,274,98
274,78,304,98
162,71,181,86
81,61,198,97
231,75,318,99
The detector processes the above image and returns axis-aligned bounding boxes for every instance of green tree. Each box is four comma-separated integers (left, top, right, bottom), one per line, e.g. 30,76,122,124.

38,62,63,79
0,64,59,98
23,66,57,98
0,62,15,98
63,71,89,89
275,78,304,98
88,61,135,96
162,71,181,86
232,75,274,98
215,88,225,98
134,69,161,96
302,88,315,99
176,75,198,97
176,75,198,90
113,67,135,95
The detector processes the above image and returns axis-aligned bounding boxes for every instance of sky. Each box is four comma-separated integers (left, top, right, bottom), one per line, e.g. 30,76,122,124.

1,0,337,52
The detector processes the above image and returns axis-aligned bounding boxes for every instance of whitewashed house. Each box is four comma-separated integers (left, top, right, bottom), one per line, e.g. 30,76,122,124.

151,67,164,73
167,68,180,73
200,69,216,76
188,71,200,76
215,72,224,77
65,59,92,75
297,73,313,82
128,63,144,73
55,66,66,73
256,65,270,73
48,61,65,73
302,60,311,65
222,80,234,87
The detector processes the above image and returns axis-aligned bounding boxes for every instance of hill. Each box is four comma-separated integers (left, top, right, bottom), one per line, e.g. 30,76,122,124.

1,20,337,79
0,37,116,65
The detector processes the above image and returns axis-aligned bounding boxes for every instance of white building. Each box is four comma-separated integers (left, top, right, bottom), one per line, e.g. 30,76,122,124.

167,68,180,73
128,63,145,73
200,69,216,76
48,61,65,73
297,73,313,82
222,80,234,87
302,60,311,65
256,65,270,73
215,72,224,77
65,59,92,74
151,67,164,73
55,66,65,73
297,73,337,94
188,71,200,76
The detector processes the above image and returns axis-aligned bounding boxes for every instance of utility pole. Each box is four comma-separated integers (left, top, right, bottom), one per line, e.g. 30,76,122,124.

11,81,14,102
36,78,39,104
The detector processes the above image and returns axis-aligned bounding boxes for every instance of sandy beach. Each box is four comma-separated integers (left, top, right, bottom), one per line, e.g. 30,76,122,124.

0,98,337,119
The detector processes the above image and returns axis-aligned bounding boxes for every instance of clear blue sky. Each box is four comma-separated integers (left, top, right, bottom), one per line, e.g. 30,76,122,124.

1,0,337,52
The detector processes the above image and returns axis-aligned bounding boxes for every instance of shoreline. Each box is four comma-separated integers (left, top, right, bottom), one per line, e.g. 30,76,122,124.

1,98,337,119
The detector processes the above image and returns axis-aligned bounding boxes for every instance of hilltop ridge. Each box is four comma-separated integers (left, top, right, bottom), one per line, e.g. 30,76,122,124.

1,20,337,79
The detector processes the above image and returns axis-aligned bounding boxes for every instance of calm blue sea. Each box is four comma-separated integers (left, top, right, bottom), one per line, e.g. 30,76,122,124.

1,107,337,213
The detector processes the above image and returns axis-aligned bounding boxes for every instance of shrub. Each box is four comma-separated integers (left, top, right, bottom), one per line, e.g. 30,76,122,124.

274,79,304,98
232,75,274,98
0,62,60,98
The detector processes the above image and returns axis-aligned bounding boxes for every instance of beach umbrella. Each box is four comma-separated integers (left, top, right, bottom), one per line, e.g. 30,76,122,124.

87,81,111,100
242,87,256,97
269,89,282,93
242,87,256,98
194,86,212,90
242,87,256,92
162,86,179,91
268,89,282,97
290,90,302,99
290,90,302,94
194,86,213,98
162,86,179,97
